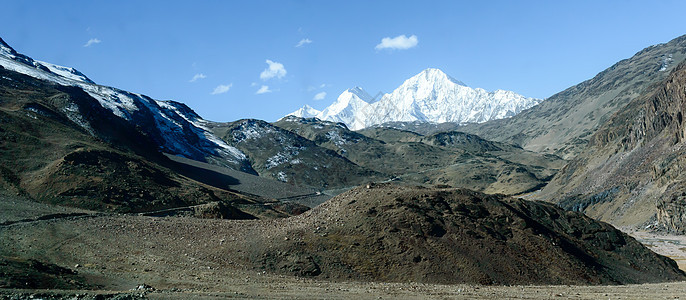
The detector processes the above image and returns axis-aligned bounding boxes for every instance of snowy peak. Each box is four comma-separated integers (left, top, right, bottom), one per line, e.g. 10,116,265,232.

35,60,94,84
345,86,374,102
0,37,20,58
406,68,467,87
316,87,374,129
288,104,321,118
285,87,372,125
332,87,374,110
0,38,93,84
285,68,542,130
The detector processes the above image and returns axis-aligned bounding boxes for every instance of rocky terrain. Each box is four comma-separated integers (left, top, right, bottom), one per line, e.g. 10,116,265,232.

539,60,686,232
276,116,564,195
259,184,684,285
209,119,380,189
0,54,317,220
4,31,686,299
460,34,686,159
1,184,684,296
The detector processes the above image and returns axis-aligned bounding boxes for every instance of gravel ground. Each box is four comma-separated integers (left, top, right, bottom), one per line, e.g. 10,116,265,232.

626,229,686,271
3,195,686,299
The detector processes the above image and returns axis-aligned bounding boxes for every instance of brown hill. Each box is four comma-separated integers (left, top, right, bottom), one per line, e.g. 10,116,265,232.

2,184,682,290
251,184,684,285
539,60,686,231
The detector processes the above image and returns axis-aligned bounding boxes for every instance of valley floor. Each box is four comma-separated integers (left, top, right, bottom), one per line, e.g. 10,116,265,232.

3,279,686,299
627,229,686,272
2,195,686,299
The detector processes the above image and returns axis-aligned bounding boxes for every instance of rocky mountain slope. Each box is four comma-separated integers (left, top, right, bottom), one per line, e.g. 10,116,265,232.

538,60,686,232
289,68,541,130
0,64,284,217
276,116,565,195
209,119,380,189
460,34,686,159
0,37,323,217
0,37,252,172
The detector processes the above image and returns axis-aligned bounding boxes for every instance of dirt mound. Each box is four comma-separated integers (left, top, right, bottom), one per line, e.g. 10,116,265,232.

255,184,685,285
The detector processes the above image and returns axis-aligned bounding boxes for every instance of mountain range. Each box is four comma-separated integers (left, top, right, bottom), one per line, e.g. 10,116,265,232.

0,36,559,207
288,68,542,130
4,33,686,292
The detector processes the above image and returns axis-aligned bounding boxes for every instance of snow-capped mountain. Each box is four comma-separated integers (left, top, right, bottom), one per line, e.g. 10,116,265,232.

0,37,251,171
316,87,376,130
289,104,320,118
288,68,542,130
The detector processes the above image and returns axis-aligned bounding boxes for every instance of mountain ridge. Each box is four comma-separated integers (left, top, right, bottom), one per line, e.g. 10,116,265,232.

0,37,252,172
288,68,541,130
459,34,686,159
537,59,686,231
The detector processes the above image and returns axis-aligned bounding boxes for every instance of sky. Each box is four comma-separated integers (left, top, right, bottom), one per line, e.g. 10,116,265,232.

3,1,686,122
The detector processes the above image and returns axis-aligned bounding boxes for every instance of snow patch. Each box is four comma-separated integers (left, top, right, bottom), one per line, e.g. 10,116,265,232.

35,60,94,83
276,171,288,182
266,152,291,169
326,130,348,146
659,54,674,72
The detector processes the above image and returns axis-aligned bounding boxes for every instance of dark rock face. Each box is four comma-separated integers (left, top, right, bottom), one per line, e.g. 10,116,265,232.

540,61,686,231
255,185,685,285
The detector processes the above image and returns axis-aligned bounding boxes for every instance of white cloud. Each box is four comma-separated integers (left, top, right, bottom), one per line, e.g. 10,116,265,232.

307,83,329,92
256,85,272,94
375,34,418,51
295,38,312,47
211,83,233,95
313,92,327,101
83,38,101,47
260,60,287,80
189,73,207,82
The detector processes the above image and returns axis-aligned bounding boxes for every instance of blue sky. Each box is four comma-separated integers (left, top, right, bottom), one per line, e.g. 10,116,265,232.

3,1,686,122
